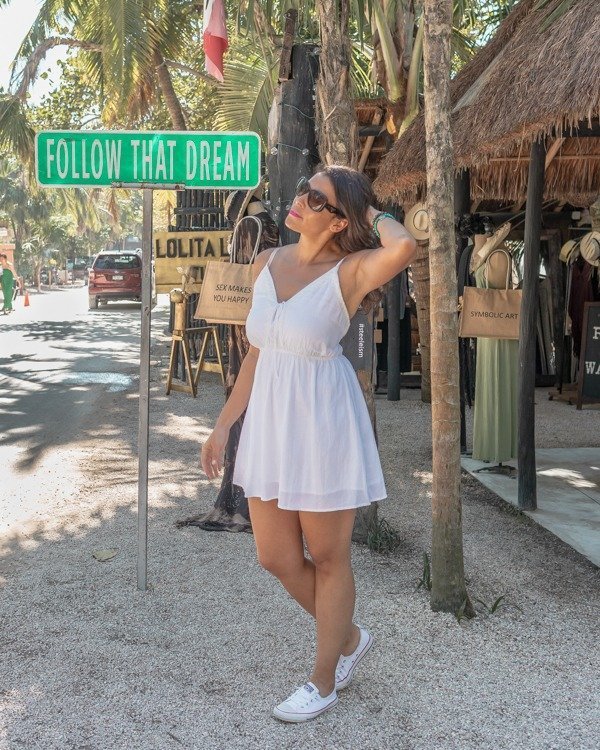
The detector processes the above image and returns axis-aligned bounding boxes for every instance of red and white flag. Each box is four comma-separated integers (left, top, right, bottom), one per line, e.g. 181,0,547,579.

203,0,228,83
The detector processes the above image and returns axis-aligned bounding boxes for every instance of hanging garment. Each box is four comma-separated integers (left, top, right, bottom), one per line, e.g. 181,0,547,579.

232,246,387,512
568,258,596,359
472,254,519,463
458,243,476,409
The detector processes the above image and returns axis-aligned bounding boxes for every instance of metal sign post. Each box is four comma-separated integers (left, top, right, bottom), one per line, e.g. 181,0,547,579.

115,182,186,593
36,130,261,592
137,189,152,592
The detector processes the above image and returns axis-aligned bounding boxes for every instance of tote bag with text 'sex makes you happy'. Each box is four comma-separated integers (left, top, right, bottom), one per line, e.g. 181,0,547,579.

194,216,262,325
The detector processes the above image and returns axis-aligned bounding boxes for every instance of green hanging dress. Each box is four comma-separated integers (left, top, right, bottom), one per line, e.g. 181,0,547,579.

472,256,519,463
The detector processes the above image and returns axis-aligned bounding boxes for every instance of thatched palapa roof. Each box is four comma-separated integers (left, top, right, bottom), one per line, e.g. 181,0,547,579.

373,0,600,207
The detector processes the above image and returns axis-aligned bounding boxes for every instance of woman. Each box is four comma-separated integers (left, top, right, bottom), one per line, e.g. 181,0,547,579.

200,166,416,722
0,254,15,314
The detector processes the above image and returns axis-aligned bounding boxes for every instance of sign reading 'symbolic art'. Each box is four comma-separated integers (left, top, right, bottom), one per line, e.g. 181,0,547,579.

35,131,261,189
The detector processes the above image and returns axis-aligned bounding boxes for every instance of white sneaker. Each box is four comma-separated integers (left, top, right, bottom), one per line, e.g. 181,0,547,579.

335,626,373,690
272,682,338,723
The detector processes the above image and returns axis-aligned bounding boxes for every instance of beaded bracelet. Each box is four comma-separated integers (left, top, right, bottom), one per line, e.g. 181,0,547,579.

372,212,395,239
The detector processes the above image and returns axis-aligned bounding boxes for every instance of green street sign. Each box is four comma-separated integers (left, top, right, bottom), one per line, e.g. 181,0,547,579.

35,130,261,189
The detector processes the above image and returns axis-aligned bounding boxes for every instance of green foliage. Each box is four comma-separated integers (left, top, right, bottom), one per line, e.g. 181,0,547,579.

416,551,432,591
351,41,379,98
459,0,520,41
214,47,276,144
473,594,524,615
455,597,476,623
0,96,35,161
366,517,402,554
149,46,221,132
0,155,141,276
29,56,101,130
452,0,519,72
473,595,506,614
0,0,525,165
7,0,196,127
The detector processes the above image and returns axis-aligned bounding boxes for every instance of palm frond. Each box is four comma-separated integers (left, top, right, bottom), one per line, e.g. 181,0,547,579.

452,27,476,65
75,1,158,123
370,0,402,102
11,0,72,66
351,41,378,98
0,96,35,162
213,50,277,144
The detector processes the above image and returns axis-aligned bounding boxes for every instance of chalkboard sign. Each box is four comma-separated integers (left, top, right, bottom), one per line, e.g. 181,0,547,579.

577,301,600,409
341,308,374,372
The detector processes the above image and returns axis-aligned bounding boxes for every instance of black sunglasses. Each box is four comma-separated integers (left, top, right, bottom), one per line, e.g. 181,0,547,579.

295,177,346,218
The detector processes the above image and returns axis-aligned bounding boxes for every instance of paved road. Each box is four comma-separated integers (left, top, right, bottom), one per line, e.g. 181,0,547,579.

0,286,164,534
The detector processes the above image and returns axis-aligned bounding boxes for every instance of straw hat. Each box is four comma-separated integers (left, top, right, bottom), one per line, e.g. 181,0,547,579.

404,202,429,240
580,231,600,267
559,239,580,264
224,184,265,227
470,221,512,272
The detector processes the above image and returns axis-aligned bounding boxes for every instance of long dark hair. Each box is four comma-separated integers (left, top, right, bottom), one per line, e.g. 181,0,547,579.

319,165,385,313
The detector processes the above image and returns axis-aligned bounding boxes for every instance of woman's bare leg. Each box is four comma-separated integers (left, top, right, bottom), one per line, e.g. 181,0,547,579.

248,498,316,615
248,499,361,661
299,508,359,697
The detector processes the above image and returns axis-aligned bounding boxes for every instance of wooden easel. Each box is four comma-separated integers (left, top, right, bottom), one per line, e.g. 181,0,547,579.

192,325,226,388
165,293,197,397
165,292,226,397
165,327,197,396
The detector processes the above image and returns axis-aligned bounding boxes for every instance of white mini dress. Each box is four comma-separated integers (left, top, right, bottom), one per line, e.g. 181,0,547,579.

232,246,388,512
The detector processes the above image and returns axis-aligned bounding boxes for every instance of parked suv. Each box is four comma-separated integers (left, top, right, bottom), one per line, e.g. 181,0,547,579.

88,251,155,309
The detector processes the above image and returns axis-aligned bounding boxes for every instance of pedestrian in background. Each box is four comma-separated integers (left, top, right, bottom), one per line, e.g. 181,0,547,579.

0,254,15,314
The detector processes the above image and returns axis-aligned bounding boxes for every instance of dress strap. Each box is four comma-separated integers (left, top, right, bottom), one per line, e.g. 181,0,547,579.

266,246,281,268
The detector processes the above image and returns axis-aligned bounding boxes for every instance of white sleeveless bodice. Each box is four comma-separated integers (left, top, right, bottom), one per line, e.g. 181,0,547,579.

245,246,350,359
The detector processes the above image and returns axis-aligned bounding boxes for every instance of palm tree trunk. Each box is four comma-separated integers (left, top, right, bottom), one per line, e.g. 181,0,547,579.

153,49,187,130
422,0,472,616
315,0,360,167
411,240,431,403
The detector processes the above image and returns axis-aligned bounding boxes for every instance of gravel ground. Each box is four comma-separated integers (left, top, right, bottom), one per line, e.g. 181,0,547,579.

1,304,599,750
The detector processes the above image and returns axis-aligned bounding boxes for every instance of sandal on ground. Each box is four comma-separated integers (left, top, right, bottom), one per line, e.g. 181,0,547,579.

335,626,374,690
272,682,338,723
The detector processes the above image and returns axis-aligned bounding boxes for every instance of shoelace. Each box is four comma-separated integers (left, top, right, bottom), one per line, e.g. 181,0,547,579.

286,685,319,709
336,652,357,680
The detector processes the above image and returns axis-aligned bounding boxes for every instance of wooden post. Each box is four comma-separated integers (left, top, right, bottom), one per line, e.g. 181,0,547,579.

387,273,402,400
518,138,546,511
278,9,298,82
267,44,320,245
454,169,470,453
358,108,383,173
